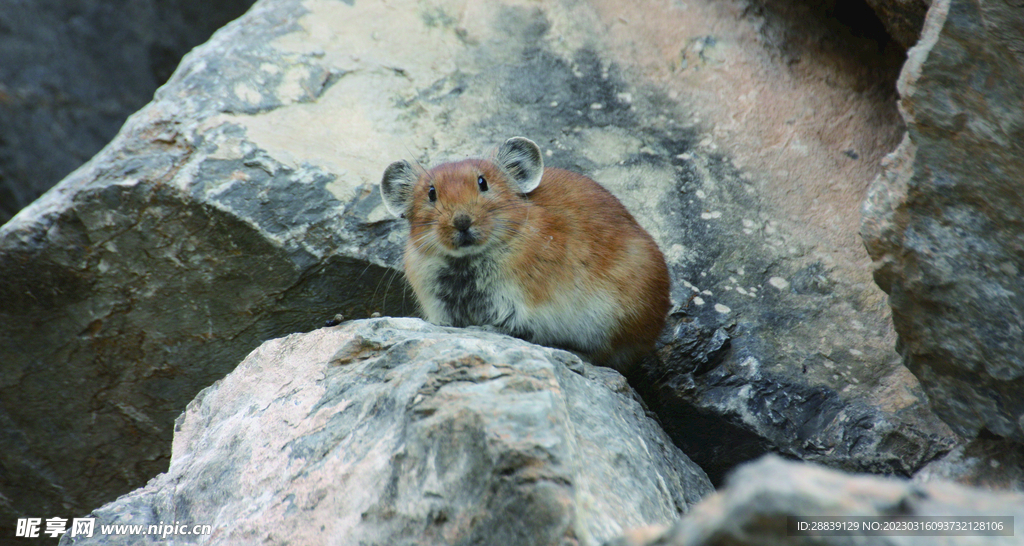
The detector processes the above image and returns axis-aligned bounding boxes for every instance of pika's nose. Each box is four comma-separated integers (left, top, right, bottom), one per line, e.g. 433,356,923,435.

453,213,472,232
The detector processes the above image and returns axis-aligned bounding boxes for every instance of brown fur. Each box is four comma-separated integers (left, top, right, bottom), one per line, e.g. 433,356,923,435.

384,143,670,372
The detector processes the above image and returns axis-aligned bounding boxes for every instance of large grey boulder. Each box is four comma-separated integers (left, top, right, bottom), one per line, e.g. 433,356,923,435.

1,0,959,531
59,318,713,546
605,455,1024,546
576,0,956,484
861,0,1024,443
0,0,418,529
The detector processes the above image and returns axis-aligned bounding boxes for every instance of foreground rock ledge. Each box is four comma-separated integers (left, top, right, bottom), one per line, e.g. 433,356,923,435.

606,455,1024,546
62,318,712,546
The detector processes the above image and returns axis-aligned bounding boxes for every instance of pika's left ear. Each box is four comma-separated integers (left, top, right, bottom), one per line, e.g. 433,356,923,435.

496,137,543,193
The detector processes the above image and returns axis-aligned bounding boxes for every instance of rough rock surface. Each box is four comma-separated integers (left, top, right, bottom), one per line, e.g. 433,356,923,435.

861,0,1024,443
1,0,958,531
604,455,1024,546
0,0,420,529
59,318,712,546
0,0,257,224
591,0,954,483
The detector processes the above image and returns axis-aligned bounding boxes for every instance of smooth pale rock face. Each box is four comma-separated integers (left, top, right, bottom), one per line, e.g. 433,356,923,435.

1,0,959,529
861,0,1024,443
58,318,713,546
605,455,1024,546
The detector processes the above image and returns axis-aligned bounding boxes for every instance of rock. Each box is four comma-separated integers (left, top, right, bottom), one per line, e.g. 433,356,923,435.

604,455,1024,546
0,0,420,529
1,0,958,530
0,0,257,225
592,0,954,483
861,0,1024,443
865,0,932,49
58,318,713,546
914,435,1024,491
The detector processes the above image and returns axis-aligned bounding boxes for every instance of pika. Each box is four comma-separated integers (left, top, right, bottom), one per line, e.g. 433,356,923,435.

380,137,670,371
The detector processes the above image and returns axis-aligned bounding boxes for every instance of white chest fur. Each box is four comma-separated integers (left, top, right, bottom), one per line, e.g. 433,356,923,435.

407,249,619,355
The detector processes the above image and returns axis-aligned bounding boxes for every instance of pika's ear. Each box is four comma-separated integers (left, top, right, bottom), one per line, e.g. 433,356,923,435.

380,160,418,217
496,137,543,194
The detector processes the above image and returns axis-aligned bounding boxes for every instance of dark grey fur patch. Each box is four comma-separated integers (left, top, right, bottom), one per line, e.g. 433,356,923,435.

435,257,492,327
432,256,532,338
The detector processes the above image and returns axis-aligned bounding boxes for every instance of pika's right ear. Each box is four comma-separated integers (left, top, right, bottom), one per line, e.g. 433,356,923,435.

380,161,418,217
496,137,543,193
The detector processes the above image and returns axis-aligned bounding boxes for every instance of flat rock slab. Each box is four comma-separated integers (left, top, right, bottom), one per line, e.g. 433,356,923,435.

60,318,712,546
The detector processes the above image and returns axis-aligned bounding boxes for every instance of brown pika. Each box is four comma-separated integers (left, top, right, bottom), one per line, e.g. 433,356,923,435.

380,137,670,371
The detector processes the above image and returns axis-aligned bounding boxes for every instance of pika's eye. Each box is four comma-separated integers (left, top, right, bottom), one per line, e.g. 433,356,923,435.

428,185,437,202
477,175,488,192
